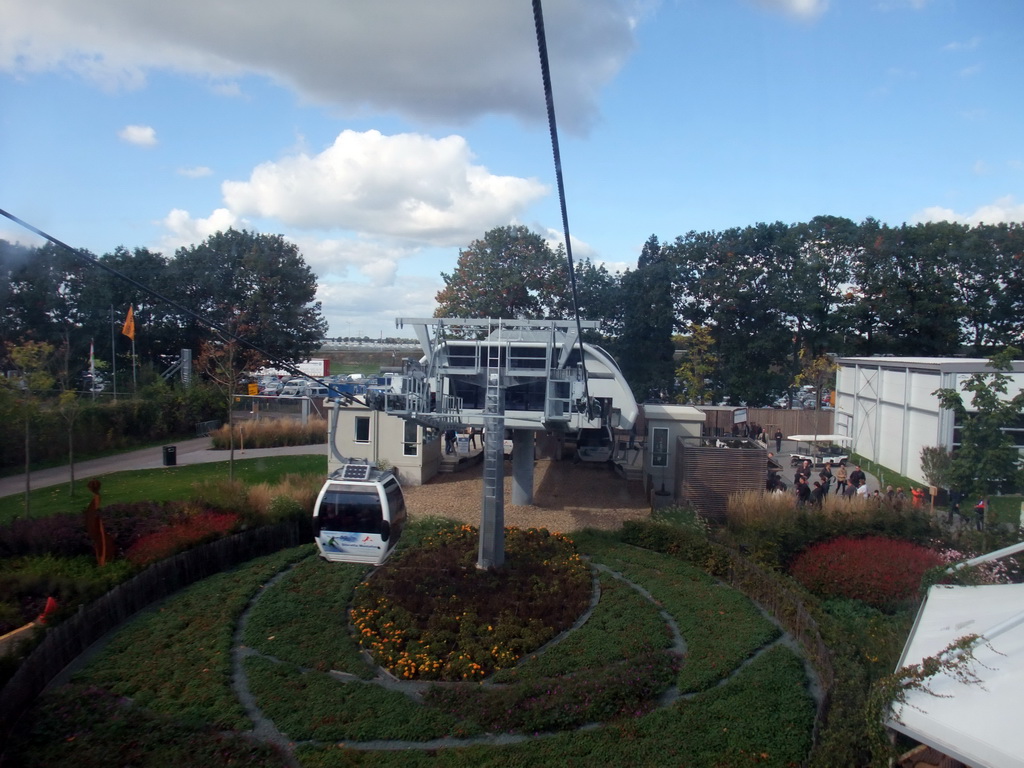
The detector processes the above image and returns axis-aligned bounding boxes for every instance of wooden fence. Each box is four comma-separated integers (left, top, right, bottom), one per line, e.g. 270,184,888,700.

0,519,307,742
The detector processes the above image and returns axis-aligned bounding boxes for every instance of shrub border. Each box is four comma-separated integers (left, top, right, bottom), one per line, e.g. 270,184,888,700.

0,519,306,743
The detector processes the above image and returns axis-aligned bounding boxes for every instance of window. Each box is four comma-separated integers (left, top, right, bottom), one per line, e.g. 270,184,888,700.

403,420,418,456
355,416,370,443
315,489,383,534
652,427,669,467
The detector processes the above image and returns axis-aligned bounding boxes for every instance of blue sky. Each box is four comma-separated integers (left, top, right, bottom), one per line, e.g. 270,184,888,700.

2,0,1022,339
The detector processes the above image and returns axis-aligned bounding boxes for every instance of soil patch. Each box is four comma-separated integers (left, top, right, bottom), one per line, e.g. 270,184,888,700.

403,459,650,533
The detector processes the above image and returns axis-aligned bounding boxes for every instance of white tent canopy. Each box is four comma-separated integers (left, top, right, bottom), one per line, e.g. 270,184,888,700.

887,583,1024,768
785,434,853,445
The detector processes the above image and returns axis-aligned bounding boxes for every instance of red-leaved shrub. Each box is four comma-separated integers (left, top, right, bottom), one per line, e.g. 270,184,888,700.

125,511,239,566
789,536,943,610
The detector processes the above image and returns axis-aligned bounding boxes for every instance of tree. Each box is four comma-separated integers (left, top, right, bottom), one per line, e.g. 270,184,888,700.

168,229,327,365
617,236,677,401
197,336,261,482
4,341,56,516
919,445,953,490
674,324,716,405
793,352,838,414
933,348,1024,498
434,225,568,321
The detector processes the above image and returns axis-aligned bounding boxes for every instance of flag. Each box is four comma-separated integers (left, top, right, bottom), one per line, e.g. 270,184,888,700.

122,305,135,340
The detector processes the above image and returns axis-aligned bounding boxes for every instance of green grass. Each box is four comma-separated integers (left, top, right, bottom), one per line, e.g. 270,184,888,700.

578,538,781,693
70,545,312,730
491,573,672,682
4,683,288,768
243,556,376,678
8,528,813,767
0,455,327,524
294,646,813,768
245,655,469,742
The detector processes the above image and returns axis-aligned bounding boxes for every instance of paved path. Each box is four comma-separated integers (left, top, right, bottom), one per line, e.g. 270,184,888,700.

0,439,325,500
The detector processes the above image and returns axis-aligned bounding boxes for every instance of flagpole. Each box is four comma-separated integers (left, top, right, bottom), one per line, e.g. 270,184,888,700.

110,305,117,401
89,338,96,402
131,336,137,392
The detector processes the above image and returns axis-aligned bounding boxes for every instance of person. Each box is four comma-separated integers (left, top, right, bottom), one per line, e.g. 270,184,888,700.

894,487,906,511
820,462,834,492
834,463,848,496
811,481,826,508
796,477,811,507
856,478,869,499
466,426,477,450
774,429,783,453
848,465,866,488
974,499,986,531
911,486,926,508
444,428,456,455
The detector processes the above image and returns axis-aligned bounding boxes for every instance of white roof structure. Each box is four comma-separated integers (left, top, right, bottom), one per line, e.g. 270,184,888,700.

887,583,1024,768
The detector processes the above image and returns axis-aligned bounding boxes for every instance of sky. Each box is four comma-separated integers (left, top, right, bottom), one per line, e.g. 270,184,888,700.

1,0,1022,340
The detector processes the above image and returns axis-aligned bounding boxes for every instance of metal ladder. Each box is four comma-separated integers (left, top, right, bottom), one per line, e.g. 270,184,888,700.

479,323,505,568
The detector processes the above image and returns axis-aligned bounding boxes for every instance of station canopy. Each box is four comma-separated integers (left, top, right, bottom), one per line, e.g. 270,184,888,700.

887,583,1024,768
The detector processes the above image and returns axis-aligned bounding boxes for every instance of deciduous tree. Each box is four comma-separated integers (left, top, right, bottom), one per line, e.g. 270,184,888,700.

434,225,567,321
933,348,1024,498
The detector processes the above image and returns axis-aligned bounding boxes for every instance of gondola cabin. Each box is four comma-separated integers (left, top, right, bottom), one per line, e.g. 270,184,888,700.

312,464,407,565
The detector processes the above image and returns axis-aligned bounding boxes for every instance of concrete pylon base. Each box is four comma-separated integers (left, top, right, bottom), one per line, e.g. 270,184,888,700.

511,429,535,505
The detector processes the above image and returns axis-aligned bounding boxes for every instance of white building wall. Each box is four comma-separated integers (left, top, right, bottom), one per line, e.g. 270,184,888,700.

837,357,1024,486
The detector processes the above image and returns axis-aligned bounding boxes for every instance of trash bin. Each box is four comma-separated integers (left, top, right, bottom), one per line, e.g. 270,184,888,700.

163,445,177,466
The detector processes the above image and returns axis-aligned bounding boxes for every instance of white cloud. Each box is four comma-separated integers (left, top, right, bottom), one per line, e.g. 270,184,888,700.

159,207,239,252
747,0,829,20
118,124,157,146
959,64,982,78
221,130,549,246
0,0,638,132
316,278,441,338
911,196,1024,226
944,36,981,52
177,165,212,178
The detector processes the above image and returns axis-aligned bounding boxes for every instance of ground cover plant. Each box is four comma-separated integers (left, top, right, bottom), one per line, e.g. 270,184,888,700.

574,532,780,693
2,683,287,768
6,517,815,767
350,524,592,680
243,555,375,677
244,654,470,742
64,546,311,729
490,572,673,682
293,646,813,768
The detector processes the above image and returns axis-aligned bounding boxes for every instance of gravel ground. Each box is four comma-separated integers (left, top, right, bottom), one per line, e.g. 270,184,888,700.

402,458,651,534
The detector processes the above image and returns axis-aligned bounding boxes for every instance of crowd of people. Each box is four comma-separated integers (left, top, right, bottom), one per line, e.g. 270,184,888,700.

766,458,941,515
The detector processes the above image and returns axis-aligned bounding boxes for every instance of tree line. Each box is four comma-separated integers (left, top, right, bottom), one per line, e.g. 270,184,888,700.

435,219,1024,405
0,229,327,388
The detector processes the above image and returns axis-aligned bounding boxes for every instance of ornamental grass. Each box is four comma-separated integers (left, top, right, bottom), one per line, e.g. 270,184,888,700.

209,417,327,450
350,524,591,681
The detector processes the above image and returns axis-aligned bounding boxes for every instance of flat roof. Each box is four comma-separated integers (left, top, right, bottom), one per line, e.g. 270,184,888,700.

643,403,706,421
837,356,1024,375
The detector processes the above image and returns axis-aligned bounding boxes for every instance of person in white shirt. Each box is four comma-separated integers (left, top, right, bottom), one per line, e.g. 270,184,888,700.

855,478,869,499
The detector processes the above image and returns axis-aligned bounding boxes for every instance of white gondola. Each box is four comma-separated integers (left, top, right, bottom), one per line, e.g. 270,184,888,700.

312,463,407,565
574,425,614,463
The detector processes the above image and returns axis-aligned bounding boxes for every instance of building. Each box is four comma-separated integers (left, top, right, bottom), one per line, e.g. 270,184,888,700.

834,356,1024,486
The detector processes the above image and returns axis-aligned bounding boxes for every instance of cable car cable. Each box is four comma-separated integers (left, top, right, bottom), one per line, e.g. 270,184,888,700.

531,0,594,420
